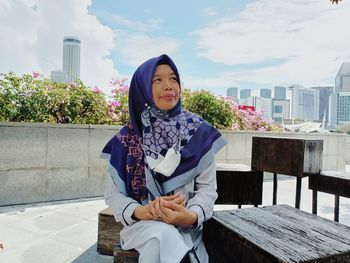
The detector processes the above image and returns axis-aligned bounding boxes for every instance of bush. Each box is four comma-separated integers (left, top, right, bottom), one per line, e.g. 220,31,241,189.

0,72,111,124
182,89,234,129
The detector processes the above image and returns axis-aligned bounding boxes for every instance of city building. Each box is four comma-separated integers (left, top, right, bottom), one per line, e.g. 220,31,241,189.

50,69,66,83
63,36,81,83
335,62,350,92
274,86,286,100
240,89,251,99
329,62,350,128
227,87,238,102
272,99,290,123
311,86,333,123
260,89,271,98
239,96,273,119
289,85,320,121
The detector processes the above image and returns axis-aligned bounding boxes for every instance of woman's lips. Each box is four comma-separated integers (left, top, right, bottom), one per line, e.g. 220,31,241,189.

160,94,175,101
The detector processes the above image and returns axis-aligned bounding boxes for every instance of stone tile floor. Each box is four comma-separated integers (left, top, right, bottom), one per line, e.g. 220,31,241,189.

1,167,350,263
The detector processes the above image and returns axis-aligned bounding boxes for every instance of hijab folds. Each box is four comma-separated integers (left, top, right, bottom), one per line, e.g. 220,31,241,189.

101,54,226,204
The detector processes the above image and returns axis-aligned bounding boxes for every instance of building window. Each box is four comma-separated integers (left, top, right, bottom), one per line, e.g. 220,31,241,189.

274,105,282,113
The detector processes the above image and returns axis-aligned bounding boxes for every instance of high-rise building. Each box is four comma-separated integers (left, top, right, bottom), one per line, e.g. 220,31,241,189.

239,96,273,119
274,86,286,100
63,36,81,83
335,62,350,92
227,87,238,101
329,63,350,128
311,86,333,122
272,100,290,123
290,85,319,121
260,89,271,98
240,89,251,99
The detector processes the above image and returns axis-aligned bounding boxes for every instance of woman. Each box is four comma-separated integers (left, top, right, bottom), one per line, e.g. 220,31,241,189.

101,54,226,263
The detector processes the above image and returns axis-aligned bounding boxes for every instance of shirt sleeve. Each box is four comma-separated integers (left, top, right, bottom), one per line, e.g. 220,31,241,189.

186,161,218,228
104,175,142,227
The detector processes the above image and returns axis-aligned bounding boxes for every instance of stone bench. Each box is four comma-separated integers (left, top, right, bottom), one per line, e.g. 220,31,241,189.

309,171,350,222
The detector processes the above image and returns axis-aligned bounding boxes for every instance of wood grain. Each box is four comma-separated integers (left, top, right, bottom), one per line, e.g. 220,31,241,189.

204,205,350,262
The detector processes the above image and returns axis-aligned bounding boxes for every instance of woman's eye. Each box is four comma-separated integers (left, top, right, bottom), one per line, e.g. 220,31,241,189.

152,78,161,83
171,76,177,81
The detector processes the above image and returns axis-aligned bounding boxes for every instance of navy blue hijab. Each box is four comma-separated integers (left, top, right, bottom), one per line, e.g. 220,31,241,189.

101,54,226,203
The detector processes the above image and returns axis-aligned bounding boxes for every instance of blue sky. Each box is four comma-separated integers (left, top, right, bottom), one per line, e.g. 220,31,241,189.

0,0,349,96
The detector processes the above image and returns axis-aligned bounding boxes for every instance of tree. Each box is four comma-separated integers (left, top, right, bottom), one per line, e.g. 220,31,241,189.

330,0,341,4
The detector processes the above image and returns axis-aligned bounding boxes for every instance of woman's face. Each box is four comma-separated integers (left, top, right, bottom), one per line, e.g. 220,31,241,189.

152,64,180,111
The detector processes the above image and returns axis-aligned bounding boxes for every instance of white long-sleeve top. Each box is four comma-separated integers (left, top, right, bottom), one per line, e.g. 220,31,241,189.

104,161,218,228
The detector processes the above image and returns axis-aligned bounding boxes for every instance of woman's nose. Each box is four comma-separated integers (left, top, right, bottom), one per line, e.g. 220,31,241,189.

163,80,173,90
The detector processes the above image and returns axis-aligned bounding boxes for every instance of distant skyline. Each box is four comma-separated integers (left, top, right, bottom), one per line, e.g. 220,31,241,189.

0,0,350,96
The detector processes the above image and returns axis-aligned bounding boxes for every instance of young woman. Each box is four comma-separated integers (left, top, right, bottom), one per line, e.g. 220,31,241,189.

101,54,226,263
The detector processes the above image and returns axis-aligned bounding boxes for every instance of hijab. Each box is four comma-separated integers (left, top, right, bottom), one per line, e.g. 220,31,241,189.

101,54,226,204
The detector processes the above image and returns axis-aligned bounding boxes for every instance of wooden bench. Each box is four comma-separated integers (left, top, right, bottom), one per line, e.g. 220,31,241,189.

203,204,350,262
309,171,350,222
251,137,323,208
216,163,263,207
113,242,139,263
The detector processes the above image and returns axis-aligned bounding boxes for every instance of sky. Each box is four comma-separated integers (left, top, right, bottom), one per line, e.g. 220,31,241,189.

0,0,350,96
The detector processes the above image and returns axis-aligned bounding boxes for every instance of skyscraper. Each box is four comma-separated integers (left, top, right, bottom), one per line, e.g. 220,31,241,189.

311,86,333,122
63,36,81,83
240,89,251,99
335,62,350,92
227,87,238,98
260,89,271,98
274,86,286,100
290,85,319,121
329,62,350,128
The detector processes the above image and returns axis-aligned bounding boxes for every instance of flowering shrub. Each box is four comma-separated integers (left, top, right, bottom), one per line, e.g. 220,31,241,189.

0,72,110,124
0,72,276,131
108,77,129,125
183,89,274,131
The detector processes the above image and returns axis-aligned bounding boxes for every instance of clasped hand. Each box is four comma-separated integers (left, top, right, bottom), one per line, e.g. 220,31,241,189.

133,192,197,227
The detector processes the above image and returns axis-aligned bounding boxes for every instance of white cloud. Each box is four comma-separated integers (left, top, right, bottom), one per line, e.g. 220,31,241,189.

200,7,217,17
114,29,181,67
106,13,164,32
192,0,350,87
0,0,117,93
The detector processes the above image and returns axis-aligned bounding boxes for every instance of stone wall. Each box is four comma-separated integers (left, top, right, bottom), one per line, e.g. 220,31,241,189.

0,122,347,206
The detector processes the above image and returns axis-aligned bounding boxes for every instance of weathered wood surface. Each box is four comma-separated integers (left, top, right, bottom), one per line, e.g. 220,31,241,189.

216,163,263,205
97,207,123,255
114,243,139,263
203,205,350,263
309,171,350,197
251,137,323,177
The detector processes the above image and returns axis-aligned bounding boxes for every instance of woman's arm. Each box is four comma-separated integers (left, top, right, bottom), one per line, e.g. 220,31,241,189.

104,176,143,227
186,161,218,227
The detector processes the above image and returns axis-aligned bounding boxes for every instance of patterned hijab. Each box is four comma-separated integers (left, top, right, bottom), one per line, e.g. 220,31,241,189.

101,54,226,203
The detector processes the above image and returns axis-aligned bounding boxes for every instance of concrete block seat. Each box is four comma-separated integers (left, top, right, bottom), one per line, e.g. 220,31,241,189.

309,171,350,222
216,163,263,208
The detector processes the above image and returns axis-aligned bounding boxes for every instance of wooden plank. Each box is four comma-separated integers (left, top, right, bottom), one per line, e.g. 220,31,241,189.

114,243,139,263
251,137,323,177
216,165,263,205
309,172,350,198
97,207,124,255
204,205,350,262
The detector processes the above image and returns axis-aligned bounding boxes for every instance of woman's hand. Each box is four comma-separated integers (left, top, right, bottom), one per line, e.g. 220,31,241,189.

132,193,187,221
155,198,197,227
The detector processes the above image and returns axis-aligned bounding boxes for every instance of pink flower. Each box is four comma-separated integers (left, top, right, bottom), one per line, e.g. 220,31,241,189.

93,86,102,94
32,71,41,79
108,101,121,107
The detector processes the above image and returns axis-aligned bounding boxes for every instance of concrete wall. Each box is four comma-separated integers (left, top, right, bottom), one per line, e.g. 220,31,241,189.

0,122,347,206
216,130,348,171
